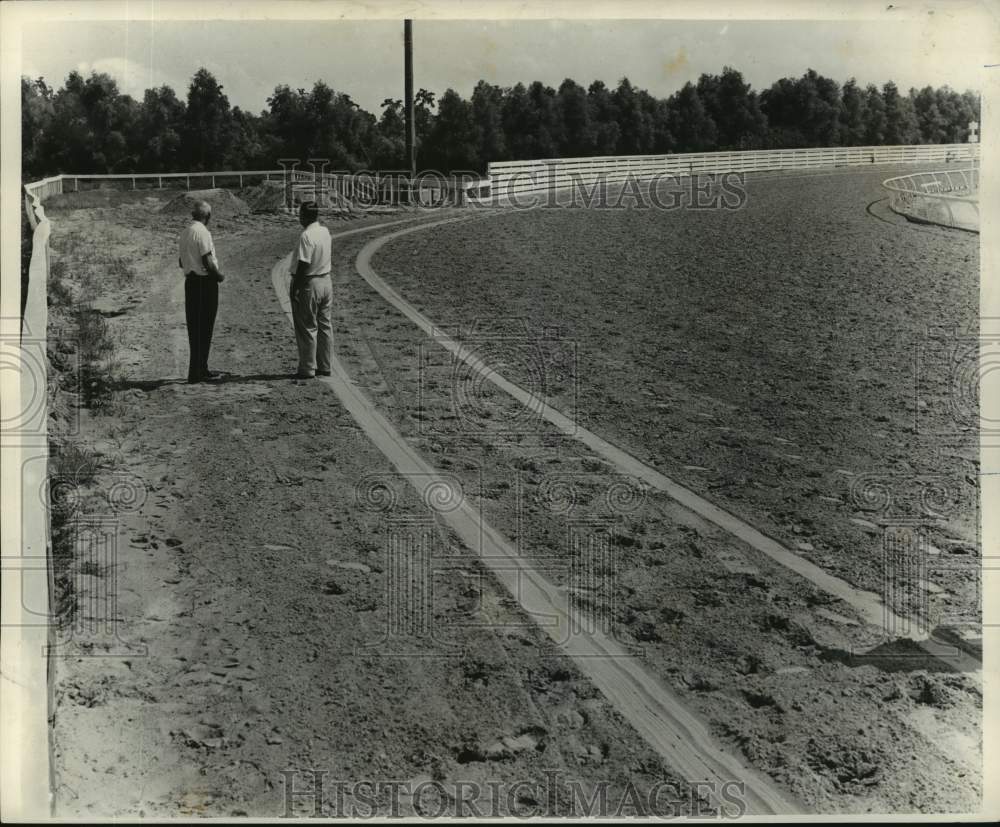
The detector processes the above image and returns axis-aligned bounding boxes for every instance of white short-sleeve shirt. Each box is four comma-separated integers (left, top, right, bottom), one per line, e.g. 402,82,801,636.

295,222,332,276
179,221,217,276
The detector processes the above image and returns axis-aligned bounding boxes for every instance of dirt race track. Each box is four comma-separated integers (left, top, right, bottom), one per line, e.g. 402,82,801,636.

44,166,980,818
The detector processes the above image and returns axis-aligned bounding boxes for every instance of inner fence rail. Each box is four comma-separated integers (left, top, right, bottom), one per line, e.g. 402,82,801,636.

881,167,980,232
485,143,981,198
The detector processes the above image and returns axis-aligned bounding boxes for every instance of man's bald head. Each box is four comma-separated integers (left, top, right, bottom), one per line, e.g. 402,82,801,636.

192,201,212,222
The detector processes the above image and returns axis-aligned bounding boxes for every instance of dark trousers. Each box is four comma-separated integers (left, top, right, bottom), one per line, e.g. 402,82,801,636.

184,275,218,379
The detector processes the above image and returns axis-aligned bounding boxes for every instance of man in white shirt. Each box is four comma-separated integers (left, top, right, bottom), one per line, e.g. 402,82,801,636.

178,200,225,383
289,201,333,378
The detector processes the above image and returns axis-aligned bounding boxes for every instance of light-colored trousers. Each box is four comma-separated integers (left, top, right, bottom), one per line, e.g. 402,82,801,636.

290,274,333,375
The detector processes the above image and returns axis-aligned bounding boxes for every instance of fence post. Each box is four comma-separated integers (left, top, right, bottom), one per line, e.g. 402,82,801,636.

158,177,162,189
212,175,216,188
186,175,190,189
132,177,136,190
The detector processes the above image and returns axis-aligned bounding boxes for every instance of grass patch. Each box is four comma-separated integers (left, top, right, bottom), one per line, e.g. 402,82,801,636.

48,259,74,308
48,230,136,411
49,441,103,624
72,305,121,409
75,306,115,365
106,254,136,287
51,441,101,485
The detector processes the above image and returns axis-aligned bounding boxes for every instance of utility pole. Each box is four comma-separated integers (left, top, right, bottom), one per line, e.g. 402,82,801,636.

404,19,416,201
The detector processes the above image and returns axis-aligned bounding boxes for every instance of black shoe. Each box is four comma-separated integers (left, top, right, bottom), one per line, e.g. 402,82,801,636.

295,372,315,379
316,370,332,377
188,370,222,383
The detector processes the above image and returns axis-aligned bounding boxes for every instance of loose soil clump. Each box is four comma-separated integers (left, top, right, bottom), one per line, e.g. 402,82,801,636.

160,188,251,220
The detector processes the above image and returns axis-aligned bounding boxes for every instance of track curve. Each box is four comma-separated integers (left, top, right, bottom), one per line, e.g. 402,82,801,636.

270,224,803,816
353,217,981,678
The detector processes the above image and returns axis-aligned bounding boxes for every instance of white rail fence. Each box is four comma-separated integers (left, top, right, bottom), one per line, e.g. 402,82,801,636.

5,192,54,818
881,168,980,232
23,169,481,210
25,143,980,211
485,143,981,200
23,169,289,206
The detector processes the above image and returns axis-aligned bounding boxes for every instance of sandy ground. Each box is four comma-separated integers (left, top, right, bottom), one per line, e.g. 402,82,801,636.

44,174,981,817
45,198,702,818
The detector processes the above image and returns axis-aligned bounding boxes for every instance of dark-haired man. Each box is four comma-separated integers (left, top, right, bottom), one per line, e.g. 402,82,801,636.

178,200,225,383
289,201,333,378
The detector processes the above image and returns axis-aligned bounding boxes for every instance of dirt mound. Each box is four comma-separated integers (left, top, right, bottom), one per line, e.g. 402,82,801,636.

240,180,367,218
239,180,288,213
160,188,250,220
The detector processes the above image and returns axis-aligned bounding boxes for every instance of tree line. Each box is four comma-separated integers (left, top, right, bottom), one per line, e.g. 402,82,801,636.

21,66,980,178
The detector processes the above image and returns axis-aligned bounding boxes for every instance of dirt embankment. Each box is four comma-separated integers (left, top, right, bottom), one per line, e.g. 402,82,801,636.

161,188,251,220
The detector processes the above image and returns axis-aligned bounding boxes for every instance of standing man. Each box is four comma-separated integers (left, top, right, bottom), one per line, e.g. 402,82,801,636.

290,201,333,378
178,200,225,383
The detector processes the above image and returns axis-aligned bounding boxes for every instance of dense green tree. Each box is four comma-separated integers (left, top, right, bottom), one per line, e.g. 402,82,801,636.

556,78,596,157
182,68,234,170
882,81,920,145
912,85,947,144
372,98,405,167
528,81,562,158
666,82,716,152
863,84,887,145
21,66,982,180
649,97,674,154
426,88,478,171
761,70,840,147
21,77,54,177
414,88,436,154
227,107,265,169
698,67,767,149
839,79,868,146
471,81,507,164
613,77,654,154
501,83,537,159
587,80,621,156
37,71,138,172
934,88,980,142
138,85,185,171
760,77,805,147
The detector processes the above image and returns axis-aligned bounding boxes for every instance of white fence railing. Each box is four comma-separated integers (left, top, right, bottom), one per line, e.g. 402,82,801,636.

23,169,484,209
23,169,285,201
29,144,979,210
5,191,54,817
882,168,980,232
485,143,981,199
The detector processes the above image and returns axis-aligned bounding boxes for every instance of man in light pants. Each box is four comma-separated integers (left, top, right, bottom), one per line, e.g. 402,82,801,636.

289,201,333,378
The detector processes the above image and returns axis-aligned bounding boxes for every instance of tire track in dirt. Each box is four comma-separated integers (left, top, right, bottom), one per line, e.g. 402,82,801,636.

354,217,981,680
270,245,802,816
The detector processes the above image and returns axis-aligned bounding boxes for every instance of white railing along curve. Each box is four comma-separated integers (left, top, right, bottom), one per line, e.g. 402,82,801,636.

484,143,981,201
881,167,980,232
23,169,485,211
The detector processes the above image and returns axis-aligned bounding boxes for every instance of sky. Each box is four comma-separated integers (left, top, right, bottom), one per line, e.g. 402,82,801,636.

20,13,995,114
